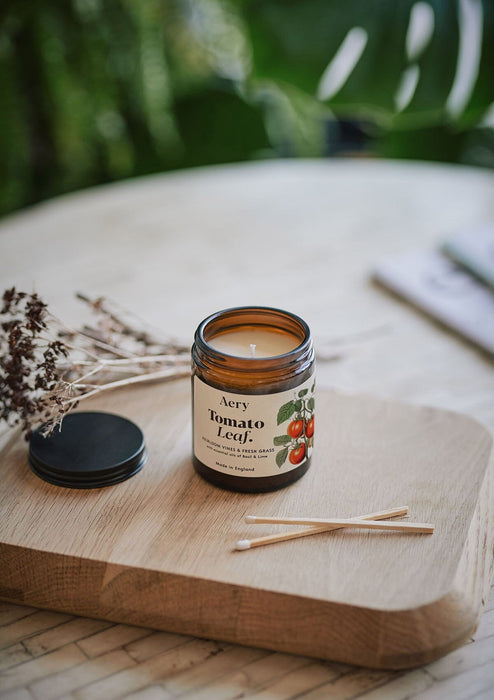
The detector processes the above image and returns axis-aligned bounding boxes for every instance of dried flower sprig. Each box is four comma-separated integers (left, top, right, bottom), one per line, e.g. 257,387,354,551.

0,288,190,438
1,288,390,440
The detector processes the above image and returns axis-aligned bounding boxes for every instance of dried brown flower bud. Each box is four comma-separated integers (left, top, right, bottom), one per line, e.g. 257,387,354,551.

1,289,190,439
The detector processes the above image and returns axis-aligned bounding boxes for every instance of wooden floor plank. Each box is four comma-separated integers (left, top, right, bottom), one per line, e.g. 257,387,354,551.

243,662,342,700
24,619,114,657
0,688,35,700
349,669,433,700
406,661,494,700
0,644,33,673
0,606,38,628
0,644,85,693
294,668,396,700
473,608,494,641
174,654,315,700
164,645,267,696
424,635,494,681
72,640,222,700
469,689,494,700
120,688,171,700
29,649,136,700
76,625,152,659
0,613,73,651
125,632,192,664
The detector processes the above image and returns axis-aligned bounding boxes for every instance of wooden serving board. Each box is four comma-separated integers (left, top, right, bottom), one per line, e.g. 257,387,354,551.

0,383,493,670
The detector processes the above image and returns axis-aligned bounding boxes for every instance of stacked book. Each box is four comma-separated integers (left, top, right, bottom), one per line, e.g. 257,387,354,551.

374,223,494,355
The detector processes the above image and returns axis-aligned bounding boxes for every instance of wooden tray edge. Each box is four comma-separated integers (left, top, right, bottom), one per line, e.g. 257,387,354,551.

1,439,492,674
0,544,482,670
1,399,492,670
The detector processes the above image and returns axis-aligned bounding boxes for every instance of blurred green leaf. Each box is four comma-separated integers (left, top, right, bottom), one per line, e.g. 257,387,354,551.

173,83,269,167
242,0,494,129
1,0,493,217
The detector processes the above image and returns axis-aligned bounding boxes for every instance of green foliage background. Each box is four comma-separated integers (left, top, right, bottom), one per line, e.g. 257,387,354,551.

1,0,493,217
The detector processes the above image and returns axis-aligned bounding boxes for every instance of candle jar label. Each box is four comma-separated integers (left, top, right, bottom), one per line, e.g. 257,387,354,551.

193,375,315,478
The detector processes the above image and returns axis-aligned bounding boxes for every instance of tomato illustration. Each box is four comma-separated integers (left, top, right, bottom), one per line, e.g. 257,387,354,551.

289,443,306,465
287,420,304,438
305,416,314,438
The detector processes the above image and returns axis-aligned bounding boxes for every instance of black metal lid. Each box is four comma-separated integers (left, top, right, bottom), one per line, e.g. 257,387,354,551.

29,411,147,488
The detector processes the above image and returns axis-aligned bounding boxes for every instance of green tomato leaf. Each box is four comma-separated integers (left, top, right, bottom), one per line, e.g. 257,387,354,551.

311,382,315,393
307,397,315,411
277,400,295,425
274,434,291,445
294,399,302,411
298,388,308,397
276,447,288,467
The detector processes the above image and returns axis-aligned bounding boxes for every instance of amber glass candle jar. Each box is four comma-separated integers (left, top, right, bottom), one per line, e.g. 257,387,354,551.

191,307,315,492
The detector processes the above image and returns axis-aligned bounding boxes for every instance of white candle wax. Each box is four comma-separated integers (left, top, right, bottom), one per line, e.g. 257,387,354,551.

208,327,299,358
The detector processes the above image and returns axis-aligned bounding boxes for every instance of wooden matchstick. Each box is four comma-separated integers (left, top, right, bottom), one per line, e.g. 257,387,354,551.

244,515,433,533
235,506,410,551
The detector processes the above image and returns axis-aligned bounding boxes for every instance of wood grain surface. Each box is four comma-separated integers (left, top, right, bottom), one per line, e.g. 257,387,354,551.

1,160,494,697
0,384,493,670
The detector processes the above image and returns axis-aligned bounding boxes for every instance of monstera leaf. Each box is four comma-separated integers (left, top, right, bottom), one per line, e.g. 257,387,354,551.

241,0,494,130
1,0,492,217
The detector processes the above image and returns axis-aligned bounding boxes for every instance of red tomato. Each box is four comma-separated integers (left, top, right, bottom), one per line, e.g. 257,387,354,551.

289,443,306,465
287,420,303,438
305,417,314,438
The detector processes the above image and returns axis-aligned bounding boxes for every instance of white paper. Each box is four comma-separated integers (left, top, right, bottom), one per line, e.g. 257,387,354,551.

374,249,494,355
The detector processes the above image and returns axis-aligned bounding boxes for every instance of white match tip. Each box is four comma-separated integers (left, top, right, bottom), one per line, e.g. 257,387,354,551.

236,539,252,550
245,515,256,523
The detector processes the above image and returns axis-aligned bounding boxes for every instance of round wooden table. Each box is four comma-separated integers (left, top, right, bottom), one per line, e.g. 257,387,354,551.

1,160,493,699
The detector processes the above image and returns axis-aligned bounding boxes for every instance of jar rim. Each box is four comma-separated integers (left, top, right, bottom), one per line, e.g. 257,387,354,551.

194,306,312,371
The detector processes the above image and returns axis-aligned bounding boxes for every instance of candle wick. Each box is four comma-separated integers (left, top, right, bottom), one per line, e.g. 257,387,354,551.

250,344,256,358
